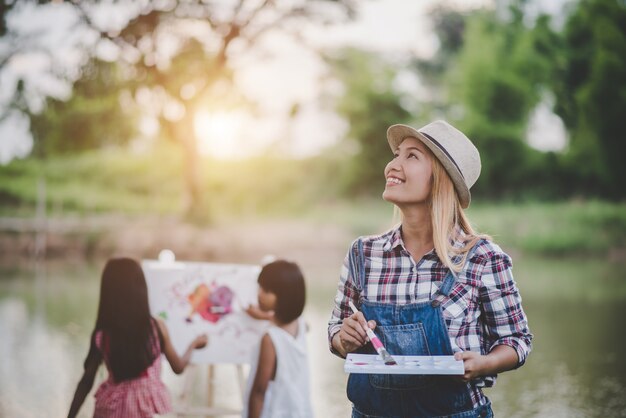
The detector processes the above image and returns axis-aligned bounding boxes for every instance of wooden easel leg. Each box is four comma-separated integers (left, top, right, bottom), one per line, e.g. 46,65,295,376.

177,364,197,417
236,365,246,406
174,364,245,417
206,364,215,418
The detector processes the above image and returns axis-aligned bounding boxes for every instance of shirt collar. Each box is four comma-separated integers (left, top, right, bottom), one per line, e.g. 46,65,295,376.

383,224,467,256
450,225,468,250
383,224,404,252
384,225,438,259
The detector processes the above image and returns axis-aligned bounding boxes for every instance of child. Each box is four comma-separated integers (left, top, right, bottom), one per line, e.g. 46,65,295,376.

68,257,208,418
244,260,313,418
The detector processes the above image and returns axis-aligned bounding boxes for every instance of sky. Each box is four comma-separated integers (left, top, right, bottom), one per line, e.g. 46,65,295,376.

0,0,567,163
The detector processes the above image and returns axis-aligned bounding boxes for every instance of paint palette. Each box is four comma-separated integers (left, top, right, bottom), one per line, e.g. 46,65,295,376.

344,354,464,375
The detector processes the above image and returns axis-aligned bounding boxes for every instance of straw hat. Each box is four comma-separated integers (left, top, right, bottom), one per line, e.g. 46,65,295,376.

386,120,481,208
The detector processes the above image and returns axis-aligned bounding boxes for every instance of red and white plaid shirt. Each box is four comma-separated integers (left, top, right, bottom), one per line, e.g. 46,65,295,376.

328,225,533,407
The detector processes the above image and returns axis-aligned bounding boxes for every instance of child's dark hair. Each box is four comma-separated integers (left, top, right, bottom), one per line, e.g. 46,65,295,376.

258,260,305,324
87,257,161,382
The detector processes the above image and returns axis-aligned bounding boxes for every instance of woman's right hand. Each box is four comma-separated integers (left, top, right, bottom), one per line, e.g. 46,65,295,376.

193,334,208,349
336,311,376,355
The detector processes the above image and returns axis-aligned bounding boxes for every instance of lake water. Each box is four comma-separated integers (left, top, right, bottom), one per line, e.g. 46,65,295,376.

1,254,625,418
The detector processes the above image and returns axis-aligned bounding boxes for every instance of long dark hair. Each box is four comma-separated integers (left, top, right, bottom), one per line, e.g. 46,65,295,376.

258,260,305,324
89,257,160,382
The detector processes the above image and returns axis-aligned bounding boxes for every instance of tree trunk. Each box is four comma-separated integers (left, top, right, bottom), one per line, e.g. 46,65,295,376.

175,111,205,221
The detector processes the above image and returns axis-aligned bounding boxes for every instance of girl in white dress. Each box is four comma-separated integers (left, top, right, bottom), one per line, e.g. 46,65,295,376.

244,260,313,418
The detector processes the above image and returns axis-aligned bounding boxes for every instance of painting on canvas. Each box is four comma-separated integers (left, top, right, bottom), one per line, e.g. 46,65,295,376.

142,259,267,364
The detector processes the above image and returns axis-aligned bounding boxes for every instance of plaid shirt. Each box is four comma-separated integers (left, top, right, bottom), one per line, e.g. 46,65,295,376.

328,225,533,407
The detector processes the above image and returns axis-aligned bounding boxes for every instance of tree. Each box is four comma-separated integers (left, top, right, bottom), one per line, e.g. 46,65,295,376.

443,4,559,198
553,0,626,198
1,0,356,218
81,0,357,218
29,59,136,158
1,1,91,147
329,48,411,195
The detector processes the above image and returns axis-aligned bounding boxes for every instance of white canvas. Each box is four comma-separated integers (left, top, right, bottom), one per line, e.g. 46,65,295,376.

142,259,267,364
345,354,464,375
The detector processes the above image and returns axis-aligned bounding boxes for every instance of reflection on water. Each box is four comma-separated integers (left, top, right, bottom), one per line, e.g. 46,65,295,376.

1,255,625,417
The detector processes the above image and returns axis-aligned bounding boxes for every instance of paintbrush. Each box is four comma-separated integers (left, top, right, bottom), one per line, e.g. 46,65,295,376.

349,301,398,366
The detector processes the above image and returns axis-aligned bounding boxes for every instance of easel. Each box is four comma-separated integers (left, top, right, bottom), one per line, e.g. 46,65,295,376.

174,363,247,417
144,251,271,417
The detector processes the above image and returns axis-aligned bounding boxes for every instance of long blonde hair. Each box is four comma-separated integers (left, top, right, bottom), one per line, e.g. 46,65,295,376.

429,154,490,272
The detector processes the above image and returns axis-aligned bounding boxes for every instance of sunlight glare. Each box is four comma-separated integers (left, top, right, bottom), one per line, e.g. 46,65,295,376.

194,110,244,159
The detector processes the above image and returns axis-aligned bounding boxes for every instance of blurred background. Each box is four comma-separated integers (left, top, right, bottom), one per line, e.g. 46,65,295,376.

1,0,625,417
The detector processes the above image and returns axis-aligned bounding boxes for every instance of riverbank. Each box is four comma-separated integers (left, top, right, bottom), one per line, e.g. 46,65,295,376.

0,214,352,275
1,200,625,267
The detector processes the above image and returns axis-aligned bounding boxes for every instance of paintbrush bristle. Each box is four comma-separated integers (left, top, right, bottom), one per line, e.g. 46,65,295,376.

380,348,398,365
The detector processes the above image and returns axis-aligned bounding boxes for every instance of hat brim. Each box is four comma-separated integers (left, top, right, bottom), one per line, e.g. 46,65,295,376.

386,124,471,208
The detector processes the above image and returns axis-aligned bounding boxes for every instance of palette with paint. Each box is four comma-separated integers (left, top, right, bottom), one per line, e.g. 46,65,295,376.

344,353,465,375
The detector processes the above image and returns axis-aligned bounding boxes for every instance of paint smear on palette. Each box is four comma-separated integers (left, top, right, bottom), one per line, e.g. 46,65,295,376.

344,354,464,375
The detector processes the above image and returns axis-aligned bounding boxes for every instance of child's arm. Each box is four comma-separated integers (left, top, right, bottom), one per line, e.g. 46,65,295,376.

156,318,208,374
67,343,102,418
245,304,274,321
248,333,276,418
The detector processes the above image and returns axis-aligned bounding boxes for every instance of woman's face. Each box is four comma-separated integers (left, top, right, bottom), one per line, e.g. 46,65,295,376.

382,137,433,206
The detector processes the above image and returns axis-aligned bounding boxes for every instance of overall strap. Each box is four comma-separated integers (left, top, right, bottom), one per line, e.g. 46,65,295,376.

437,271,457,297
348,238,366,297
434,241,483,299
357,239,365,291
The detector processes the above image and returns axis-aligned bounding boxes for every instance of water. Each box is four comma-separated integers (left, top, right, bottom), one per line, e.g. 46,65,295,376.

1,255,626,418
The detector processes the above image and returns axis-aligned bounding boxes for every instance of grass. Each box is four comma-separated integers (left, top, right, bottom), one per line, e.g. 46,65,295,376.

1,149,625,257
467,200,626,256
303,199,626,257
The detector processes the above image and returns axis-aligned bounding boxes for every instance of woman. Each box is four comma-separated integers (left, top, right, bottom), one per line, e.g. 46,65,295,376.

328,120,532,418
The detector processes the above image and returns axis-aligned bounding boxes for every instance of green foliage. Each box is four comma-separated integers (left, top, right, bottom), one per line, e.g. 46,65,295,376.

302,198,626,256
446,7,559,198
467,200,626,256
2,150,625,256
0,147,334,220
29,60,136,157
415,6,468,87
330,48,411,196
0,146,184,215
552,0,626,198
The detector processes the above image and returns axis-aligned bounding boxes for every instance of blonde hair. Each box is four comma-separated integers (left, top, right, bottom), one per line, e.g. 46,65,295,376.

429,154,490,272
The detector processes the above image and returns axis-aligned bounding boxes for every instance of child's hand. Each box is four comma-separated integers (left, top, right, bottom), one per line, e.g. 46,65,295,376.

245,304,274,321
193,334,208,349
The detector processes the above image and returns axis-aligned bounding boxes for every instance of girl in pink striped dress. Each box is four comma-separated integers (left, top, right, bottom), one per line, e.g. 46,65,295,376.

68,257,208,418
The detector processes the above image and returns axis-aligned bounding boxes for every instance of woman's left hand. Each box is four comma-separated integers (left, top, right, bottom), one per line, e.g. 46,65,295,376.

454,351,490,382
454,345,519,382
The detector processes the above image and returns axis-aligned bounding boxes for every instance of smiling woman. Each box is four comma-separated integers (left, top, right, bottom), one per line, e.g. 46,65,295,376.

193,110,245,159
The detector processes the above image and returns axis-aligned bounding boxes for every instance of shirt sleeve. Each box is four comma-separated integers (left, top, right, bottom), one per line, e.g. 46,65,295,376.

478,250,533,367
328,242,361,358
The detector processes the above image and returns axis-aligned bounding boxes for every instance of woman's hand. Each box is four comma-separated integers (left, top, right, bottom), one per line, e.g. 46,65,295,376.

454,345,519,382
454,351,490,382
193,334,208,350
334,311,376,356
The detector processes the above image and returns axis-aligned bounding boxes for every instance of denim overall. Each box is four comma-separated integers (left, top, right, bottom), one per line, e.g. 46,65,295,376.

347,239,493,418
